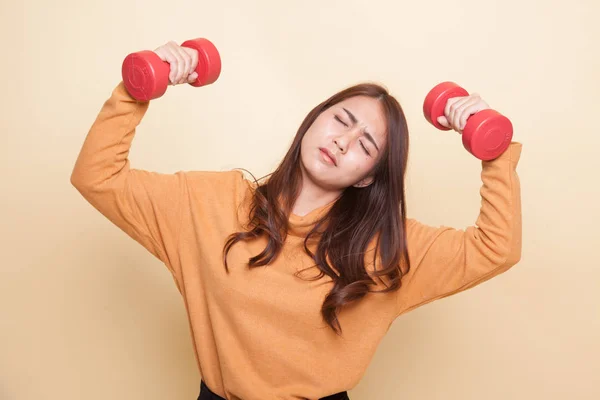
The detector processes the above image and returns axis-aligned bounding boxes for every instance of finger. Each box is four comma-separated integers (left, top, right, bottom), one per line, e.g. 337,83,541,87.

185,47,199,77
458,101,483,130
453,97,478,131
187,72,198,82
164,42,182,84
153,42,171,62
459,96,490,130
444,97,461,123
446,97,470,131
170,47,186,84
445,97,467,127
154,49,168,62
457,98,479,130
163,42,181,84
436,116,451,129
175,46,191,84
160,51,178,84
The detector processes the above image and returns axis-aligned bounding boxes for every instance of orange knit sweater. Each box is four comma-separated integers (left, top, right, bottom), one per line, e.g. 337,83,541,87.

70,82,522,400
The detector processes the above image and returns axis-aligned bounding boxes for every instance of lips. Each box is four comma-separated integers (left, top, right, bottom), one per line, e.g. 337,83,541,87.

319,148,337,166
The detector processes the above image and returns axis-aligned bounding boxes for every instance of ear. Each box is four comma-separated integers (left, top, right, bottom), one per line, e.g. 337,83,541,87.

353,176,374,188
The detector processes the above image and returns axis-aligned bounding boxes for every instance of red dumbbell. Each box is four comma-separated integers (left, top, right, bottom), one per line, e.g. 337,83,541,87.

423,81,513,161
121,38,221,101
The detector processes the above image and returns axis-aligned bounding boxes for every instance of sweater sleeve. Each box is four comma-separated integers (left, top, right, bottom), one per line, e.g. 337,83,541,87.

70,82,187,281
395,142,523,316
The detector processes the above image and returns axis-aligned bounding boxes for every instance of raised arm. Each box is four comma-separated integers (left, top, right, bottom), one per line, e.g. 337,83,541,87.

70,42,202,281
395,93,523,316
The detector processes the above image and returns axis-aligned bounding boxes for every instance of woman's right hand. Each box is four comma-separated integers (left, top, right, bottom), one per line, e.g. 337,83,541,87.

153,41,199,85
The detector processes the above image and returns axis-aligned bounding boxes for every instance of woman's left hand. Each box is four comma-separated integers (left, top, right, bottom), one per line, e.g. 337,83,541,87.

437,94,490,133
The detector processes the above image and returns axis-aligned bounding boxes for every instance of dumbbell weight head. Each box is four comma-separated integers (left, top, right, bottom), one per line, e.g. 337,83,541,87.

423,81,469,130
423,81,513,161
122,51,170,101
181,38,221,87
121,38,221,101
461,108,513,161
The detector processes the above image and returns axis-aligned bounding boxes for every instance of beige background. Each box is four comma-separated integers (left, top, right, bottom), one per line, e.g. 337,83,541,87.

1,0,598,399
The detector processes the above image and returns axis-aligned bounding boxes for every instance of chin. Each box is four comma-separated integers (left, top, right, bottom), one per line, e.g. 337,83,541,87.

305,167,348,192
300,149,348,191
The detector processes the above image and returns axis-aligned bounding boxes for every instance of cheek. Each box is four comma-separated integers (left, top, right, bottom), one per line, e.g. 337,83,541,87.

302,126,321,147
308,117,337,140
301,128,317,151
345,153,375,175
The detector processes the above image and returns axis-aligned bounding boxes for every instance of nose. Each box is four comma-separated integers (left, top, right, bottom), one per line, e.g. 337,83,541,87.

334,138,346,153
334,128,360,154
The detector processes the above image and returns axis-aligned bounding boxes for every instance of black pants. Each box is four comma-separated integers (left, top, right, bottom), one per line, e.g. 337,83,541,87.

198,380,350,400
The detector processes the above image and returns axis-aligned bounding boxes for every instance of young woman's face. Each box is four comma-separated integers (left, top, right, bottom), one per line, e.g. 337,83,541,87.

300,95,388,191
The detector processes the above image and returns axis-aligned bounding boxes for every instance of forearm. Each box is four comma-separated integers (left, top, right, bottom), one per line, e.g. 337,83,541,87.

457,141,522,289
397,142,523,314
70,82,149,191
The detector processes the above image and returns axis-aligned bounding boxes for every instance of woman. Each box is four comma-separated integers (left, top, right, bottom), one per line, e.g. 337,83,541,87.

71,41,522,400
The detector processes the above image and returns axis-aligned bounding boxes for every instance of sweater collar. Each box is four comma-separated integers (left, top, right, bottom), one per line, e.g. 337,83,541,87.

287,200,336,237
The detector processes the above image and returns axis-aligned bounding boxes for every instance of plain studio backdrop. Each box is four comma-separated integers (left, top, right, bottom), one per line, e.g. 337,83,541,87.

1,0,598,399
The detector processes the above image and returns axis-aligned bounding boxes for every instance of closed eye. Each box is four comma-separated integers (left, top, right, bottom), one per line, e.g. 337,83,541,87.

336,115,370,156
359,140,371,156
334,115,348,127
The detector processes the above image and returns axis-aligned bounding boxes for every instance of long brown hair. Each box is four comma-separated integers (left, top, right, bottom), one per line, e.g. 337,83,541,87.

223,83,411,336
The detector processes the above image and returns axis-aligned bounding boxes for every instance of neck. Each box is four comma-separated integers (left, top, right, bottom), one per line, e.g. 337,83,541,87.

292,171,342,217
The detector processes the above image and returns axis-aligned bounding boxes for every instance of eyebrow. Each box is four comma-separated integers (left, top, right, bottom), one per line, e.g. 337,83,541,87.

342,108,380,152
